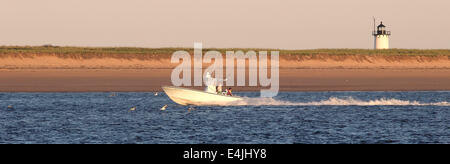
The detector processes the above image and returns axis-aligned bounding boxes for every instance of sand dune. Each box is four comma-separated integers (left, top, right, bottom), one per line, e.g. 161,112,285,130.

280,54,450,68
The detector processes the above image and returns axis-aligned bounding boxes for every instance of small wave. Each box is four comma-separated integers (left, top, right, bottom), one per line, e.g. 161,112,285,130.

229,97,450,106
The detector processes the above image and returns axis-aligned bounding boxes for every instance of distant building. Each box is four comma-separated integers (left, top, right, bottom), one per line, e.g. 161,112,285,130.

372,21,391,49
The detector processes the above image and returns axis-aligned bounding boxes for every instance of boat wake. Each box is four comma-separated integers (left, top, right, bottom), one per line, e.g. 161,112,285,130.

229,97,450,106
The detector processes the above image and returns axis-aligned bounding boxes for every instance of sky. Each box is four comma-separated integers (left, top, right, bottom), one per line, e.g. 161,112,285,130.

0,0,449,49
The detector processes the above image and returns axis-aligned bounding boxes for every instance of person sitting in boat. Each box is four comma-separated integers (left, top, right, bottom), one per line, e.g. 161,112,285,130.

204,72,227,94
217,83,223,94
226,88,233,96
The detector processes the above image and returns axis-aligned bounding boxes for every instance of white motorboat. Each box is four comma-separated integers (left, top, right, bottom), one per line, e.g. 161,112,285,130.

162,86,243,106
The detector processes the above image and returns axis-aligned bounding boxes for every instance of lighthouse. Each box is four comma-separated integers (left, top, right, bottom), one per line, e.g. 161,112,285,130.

372,21,391,49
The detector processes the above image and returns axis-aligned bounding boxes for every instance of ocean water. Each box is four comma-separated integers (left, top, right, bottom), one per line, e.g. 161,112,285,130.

0,91,449,144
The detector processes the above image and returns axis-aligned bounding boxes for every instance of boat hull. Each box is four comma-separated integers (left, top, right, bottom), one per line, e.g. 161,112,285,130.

162,86,242,106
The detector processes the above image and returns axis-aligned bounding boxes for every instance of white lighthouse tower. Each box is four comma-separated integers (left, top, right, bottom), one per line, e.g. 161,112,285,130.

372,21,391,49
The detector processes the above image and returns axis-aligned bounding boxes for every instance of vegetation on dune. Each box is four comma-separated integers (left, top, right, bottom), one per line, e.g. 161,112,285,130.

0,46,188,55
0,46,450,59
277,49,450,56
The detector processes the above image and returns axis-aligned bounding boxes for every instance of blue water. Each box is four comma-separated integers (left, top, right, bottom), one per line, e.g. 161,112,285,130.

0,92,449,144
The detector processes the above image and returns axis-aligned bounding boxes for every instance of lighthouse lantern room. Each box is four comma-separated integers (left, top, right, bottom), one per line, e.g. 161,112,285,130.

372,21,391,49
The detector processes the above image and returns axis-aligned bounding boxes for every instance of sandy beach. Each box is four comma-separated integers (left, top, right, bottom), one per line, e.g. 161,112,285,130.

0,51,449,92
0,68,449,92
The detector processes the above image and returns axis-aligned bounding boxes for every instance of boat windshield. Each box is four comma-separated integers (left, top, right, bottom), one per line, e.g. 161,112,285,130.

204,72,216,93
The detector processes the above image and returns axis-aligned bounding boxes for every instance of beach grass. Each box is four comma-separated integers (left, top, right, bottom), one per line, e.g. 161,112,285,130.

1,46,450,57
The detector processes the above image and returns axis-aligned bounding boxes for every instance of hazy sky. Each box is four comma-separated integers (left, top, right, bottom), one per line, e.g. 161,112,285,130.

1,0,449,49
